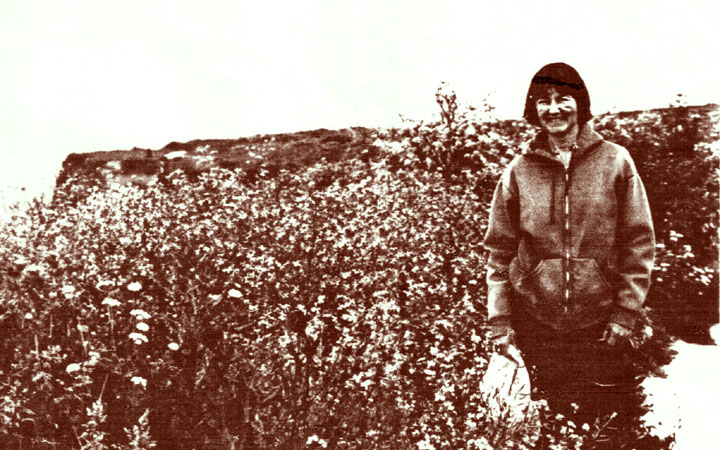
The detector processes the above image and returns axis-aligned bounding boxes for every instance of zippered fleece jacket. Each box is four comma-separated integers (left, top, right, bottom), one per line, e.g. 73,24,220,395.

483,123,655,331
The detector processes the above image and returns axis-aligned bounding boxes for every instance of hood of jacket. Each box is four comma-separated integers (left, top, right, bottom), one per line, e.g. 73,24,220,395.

524,124,605,225
525,123,604,160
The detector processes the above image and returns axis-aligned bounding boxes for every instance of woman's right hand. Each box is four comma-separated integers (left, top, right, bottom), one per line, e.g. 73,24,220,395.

489,320,516,355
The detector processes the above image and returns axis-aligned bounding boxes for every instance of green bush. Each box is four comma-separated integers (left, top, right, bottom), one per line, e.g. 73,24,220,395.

594,105,719,341
2,163,577,449
402,84,508,180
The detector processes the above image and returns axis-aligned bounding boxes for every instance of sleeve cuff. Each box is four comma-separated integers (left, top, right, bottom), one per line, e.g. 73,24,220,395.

488,316,513,338
609,305,646,331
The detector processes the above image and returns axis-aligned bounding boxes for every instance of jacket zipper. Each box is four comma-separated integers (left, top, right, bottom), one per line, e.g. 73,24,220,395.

564,165,570,312
563,145,578,313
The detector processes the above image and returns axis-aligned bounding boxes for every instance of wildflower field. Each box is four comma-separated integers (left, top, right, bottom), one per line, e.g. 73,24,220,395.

0,92,717,449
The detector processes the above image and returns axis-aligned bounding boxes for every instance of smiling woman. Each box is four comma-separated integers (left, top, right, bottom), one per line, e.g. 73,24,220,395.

484,62,657,446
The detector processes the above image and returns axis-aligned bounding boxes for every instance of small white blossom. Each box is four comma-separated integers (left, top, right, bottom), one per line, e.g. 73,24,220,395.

24,312,33,320
168,342,180,351
129,332,148,344
13,256,30,266
131,376,147,389
468,436,492,449
417,436,436,450
228,288,242,299
66,363,81,374
130,309,151,321
86,351,101,367
643,325,654,339
136,322,150,332
306,435,328,448
127,281,142,292
62,285,76,297
96,279,114,290
22,264,46,276
341,310,358,323
102,297,121,307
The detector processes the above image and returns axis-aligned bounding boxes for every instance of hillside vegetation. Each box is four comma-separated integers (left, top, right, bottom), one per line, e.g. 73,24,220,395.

1,91,717,449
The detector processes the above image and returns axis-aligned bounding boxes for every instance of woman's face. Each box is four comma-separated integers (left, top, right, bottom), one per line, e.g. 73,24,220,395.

535,87,578,137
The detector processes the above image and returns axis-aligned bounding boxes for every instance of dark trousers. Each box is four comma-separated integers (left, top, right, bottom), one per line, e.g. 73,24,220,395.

510,304,642,427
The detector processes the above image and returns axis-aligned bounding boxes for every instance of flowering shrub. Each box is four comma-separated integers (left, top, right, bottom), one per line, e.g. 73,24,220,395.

398,84,529,188
595,104,720,341
1,92,715,448
0,159,584,449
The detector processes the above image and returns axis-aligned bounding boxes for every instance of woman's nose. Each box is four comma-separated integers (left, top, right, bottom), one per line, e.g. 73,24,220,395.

548,100,560,113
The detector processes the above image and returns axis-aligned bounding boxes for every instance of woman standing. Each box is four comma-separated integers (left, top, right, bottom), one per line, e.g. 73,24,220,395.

483,62,655,429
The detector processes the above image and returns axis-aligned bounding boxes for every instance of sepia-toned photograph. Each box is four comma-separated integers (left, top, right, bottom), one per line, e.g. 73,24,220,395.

1,1,718,449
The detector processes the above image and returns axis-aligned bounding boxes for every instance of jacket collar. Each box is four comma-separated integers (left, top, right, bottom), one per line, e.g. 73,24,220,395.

525,122,604,163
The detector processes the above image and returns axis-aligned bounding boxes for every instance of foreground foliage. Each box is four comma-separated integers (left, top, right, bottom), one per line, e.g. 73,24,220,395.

1,160,563,449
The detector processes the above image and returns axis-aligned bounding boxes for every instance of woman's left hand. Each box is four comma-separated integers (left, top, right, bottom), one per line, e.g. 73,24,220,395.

601,322,633,346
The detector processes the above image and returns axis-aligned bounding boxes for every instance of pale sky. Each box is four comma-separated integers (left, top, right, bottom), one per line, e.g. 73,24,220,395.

1,0,719,201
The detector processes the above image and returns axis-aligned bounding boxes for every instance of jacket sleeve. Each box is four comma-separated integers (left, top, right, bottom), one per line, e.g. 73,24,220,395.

612,160,655,330
483,162,520,324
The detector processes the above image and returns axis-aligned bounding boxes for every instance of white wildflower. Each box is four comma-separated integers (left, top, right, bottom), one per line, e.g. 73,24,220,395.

24,312,33,320
306,435,328,448
341,310,358,323
305,316,321,340
102,297,121,307
643,325,654,339
66,363,81,374
22,264,46,276
96,279,114,290
136,322,150,332
13,256,30,266
127,281,142,292
130,309,151,321
86,351,101,367
417,436,436,450
129,332,148,344
168,342,180,351
62,285,76,297
228,288,242,299
131,376,147,389
468,436,492,449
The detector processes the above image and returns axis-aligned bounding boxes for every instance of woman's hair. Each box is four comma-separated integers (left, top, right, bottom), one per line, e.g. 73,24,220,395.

523,62,592,126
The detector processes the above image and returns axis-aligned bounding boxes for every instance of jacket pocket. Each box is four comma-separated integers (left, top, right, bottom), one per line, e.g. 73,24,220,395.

513,258,613,315
521,258,563,309
571,258,612,304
